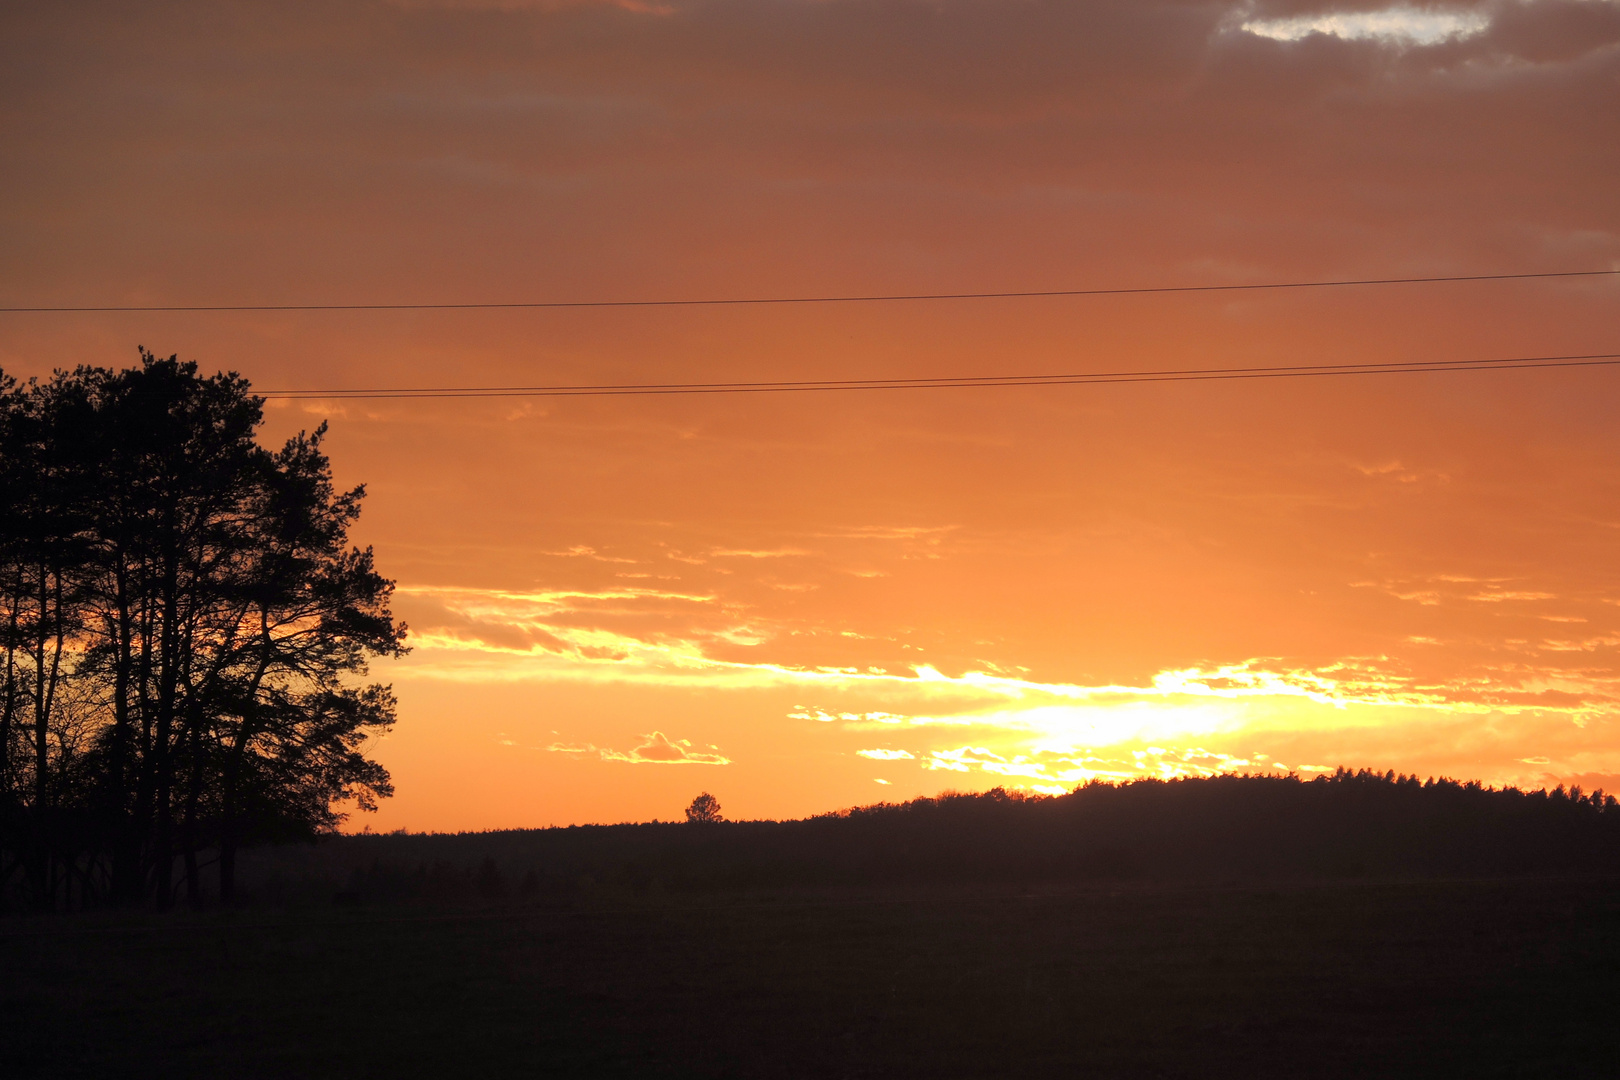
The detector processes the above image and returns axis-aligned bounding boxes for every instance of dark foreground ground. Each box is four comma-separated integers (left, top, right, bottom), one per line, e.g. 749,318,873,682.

5,876,1619,1079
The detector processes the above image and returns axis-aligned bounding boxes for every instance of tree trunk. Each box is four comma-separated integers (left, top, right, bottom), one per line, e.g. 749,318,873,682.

26,567,51,910
107,559,142,906
0,564,21,804
150,535,182,910
181,709,204,908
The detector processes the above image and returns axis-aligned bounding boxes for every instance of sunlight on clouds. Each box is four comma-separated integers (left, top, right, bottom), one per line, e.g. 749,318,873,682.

394,586,1620,718
1240,7,1490,45
392,585,1620,795
548,730,730,765
926,747,1048,778
919,744,1270,786
920,700,1238,747
794,709,908,724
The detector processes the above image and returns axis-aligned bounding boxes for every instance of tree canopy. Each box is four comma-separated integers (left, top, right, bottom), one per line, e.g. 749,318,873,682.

0,350,406,909
685,792,723,824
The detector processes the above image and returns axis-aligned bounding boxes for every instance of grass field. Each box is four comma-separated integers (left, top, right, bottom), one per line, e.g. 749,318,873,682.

5,876,1619,1078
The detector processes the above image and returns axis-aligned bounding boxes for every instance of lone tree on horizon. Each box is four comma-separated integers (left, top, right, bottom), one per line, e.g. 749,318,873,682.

0,349,407,910
685,792,722,824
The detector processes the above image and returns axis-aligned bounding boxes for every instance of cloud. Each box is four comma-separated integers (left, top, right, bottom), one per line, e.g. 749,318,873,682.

398,594,574,654
9,0,1618,309
908,742,1321,789
393,583,737,665
856,748,914,760
549,730,731,764
925,746,1012,773
543,545,638,564
399,584,1620,727
1239,7,1491,46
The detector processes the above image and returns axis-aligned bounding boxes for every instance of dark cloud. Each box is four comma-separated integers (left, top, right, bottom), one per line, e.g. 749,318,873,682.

1481,0,1620,63
3,0,1614,314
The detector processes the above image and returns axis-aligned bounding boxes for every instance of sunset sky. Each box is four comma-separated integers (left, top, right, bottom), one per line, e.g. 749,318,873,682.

3,0,1618,830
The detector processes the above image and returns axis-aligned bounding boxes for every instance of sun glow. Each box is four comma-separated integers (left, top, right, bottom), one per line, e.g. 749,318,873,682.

380,583,1620,805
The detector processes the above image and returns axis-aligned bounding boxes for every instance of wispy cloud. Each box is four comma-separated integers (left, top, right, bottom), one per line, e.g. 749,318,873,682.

548,730,731,765
394,588,1620,727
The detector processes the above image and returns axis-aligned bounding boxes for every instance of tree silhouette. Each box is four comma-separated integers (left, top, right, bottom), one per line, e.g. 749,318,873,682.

685,792,723,824
0,368,97,909
0,350,406,909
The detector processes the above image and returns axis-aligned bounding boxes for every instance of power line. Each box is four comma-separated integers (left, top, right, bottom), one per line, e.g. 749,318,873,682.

5,269,1617,314
257,351,1620,399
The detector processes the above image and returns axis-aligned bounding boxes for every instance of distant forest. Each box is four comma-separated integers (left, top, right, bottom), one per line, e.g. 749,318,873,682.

243,770,1620,907
0,352,406,912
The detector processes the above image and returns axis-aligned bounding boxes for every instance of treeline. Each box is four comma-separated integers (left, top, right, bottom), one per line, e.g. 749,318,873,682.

0,352,405,911
241,770,1620,904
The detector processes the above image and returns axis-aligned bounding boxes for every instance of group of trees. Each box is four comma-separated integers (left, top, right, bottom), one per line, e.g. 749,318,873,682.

0,350,406,910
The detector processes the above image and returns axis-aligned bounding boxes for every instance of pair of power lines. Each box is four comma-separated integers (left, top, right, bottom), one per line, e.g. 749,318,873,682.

6,268,1616,399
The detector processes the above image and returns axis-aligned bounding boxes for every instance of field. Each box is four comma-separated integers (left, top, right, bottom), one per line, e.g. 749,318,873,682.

6,875,1619,1078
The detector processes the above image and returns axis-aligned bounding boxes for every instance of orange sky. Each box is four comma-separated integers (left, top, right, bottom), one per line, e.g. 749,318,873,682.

3,0,1619,829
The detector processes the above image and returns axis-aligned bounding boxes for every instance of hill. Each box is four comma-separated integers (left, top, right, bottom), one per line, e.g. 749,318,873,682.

240,769,1620,905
